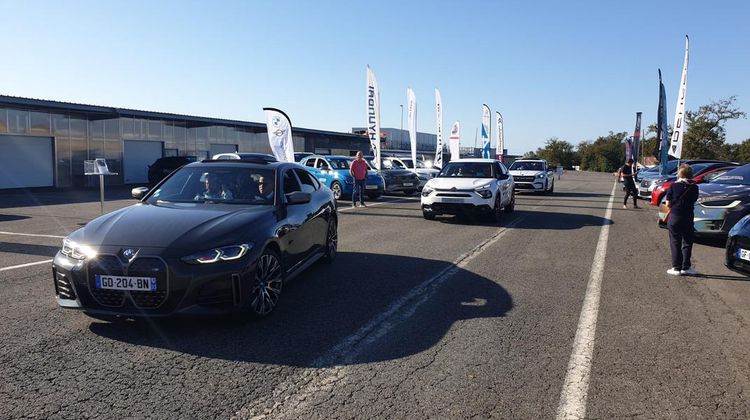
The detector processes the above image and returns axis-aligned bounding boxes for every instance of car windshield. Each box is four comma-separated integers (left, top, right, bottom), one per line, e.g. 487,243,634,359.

509,161,544,171
400,158,426,169
438,162,494,178
146,166,276,205
712,165,750,185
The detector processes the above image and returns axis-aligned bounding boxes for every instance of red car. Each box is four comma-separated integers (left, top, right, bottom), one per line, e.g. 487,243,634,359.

650,164,738,206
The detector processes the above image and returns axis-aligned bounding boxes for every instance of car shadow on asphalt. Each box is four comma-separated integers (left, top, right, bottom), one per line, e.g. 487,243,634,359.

539,192,611,198
0,241,60,257
688,273,750,282
506,210,613,230
695,236,727,248
88,252,513,367
0,187,135,209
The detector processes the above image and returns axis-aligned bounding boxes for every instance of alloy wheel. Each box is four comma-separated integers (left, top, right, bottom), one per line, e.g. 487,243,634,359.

325,219,338,261
251,251,283,316
331,182,342,200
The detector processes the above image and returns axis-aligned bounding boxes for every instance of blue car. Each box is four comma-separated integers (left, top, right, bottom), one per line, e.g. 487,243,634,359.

300,155,385,200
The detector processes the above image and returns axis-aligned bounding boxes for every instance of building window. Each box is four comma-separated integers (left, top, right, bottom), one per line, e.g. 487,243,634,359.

30,112,51,136
7,109,29,134
0,108,7,133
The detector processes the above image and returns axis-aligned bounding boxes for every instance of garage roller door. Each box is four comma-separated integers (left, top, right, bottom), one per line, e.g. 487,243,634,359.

124,140,163,184
0,135,54,189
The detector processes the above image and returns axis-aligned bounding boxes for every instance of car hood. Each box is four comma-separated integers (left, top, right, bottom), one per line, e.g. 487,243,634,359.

428,177,494,190
382,169,417,177
415,168,439,176
698,183,750,200
76,202,274,251
508,170,545,177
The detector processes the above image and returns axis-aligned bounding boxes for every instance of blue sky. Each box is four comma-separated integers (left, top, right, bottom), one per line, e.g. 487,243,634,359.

1,0,748,154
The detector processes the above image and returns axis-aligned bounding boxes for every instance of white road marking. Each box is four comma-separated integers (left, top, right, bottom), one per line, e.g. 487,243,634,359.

0,259,54,272
556,181,616,420
0,231,66,239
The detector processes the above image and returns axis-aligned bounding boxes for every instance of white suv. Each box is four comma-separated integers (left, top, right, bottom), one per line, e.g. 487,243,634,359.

507,159,554,194
420,159,515,222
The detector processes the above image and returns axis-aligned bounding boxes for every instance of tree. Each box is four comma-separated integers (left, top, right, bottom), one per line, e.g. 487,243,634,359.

681,96,746,160
522,150,539,159
534,137,578,168
734,138,750,164
578,131,628,172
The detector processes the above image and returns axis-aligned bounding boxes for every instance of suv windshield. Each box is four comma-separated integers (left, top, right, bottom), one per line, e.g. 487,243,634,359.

438,162,494,178
509,161,544,171
712,165,750,185
400,158,426,169
146,166,276,205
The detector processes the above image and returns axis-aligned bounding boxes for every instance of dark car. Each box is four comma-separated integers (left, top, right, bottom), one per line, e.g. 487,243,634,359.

52,160,337,318
725,214,750,276
294,152,314,162
366,157,421,196
693,164,750,237
147,156,197,187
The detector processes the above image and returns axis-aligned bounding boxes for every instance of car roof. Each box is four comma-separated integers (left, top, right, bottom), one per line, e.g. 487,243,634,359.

511,159,545,162
186,160,289,169
447,158,498,163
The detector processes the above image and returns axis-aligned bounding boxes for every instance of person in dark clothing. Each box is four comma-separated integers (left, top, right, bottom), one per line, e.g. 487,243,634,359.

617,159,639,209
665,164,700,276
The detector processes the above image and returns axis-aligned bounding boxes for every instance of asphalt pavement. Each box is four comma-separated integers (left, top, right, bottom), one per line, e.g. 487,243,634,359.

1,171,748,419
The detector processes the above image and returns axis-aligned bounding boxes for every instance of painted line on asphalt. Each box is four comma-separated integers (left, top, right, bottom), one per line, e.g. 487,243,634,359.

555,181,617,420
0,231,66,239
0,259,54,272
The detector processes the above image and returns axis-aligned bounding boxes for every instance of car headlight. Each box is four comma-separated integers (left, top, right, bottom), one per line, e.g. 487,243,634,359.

536,174,545,179
475,186,493,199
654,178,669,185
61,238,98,260
698,199,741,208
181,243,253,264
421,185,434,197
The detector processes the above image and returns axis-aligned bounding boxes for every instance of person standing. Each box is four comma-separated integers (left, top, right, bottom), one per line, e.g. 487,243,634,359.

617,159,639,209
349,151,368,208
665,164,699,276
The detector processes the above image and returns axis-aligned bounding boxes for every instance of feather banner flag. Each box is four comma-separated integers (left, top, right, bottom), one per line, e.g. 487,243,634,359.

264,107,294,163
434,89,444,168
366,65,382,170
407,87,418,171
449,121,460,161
668,35,689,159
481,104,491,158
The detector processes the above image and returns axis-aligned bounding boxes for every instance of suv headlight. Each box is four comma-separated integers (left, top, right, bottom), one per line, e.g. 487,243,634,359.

654,178,669,185
536,173,545,179
698,199,741,208
421,185,434,197
475,186,493,199
182,243,253,264
61,238,97,260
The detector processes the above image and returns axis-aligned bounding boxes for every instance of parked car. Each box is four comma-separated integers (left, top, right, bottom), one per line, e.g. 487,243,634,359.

212,152,277,163
52,160,337,318
147,156,197,187
300,155,385,200
637,160,728,200
507,159,554,194
294,152,314,162
725,214,750,276
649,163,738,206
367,157,421,196
382,157,439,190
421,159,515,222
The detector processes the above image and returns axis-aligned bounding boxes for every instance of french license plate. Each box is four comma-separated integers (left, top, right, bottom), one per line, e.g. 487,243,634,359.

95,274,157,291
365,185,377,190
441,198,464,203
403,182,413,187
737,248,750,262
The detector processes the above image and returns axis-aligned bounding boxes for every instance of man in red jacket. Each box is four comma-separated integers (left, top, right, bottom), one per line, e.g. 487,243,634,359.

350,151,368,208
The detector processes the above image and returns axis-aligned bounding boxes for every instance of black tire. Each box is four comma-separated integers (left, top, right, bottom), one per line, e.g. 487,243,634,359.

504,191,516,213
250,248,283,317
330,182,343,200
323,217,337,263
492,195,503,223
422,210,436,220
403,189,416,196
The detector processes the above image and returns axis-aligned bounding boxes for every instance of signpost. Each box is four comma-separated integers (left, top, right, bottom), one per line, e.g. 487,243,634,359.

84,159,117,215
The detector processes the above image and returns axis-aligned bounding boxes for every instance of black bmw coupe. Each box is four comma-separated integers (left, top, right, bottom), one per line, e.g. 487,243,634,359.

53,160,338,318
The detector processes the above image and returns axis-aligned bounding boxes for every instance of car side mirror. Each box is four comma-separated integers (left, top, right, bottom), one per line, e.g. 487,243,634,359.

286,191,311,205
131,187,149,200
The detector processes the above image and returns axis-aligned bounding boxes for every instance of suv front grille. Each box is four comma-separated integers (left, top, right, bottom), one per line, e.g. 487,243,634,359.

87,256,168,309
515,176,536,183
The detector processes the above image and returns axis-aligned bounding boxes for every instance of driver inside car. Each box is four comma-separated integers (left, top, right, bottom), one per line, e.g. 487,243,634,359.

195,173,234,200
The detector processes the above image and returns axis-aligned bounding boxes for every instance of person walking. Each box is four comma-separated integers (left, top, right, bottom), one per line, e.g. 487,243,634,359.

617,159,639,209
349,151,368,208
665,164,699,276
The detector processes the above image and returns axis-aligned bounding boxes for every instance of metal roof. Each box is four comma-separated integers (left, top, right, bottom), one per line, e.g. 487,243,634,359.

0,95,366,140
